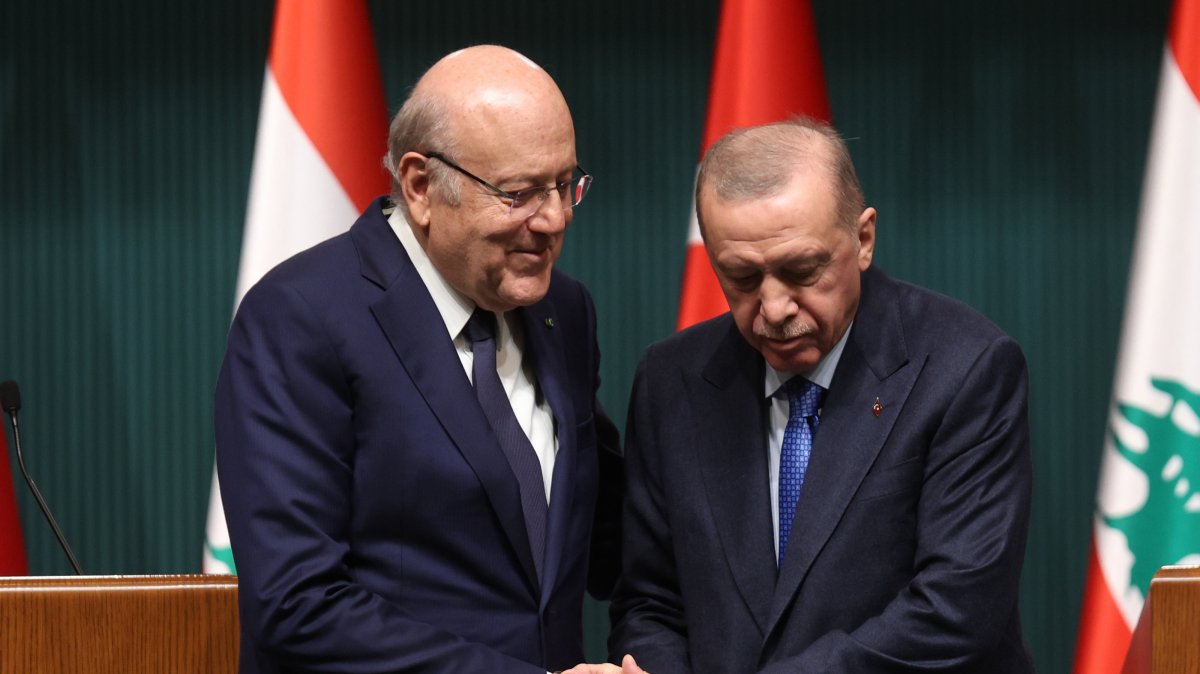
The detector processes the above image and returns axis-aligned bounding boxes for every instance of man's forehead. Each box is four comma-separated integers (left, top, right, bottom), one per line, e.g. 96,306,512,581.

705,185,836,232
715,235,831,266
419,47,556,108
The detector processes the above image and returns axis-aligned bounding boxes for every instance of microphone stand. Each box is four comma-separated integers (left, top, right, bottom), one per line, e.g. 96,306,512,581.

4,404,84,575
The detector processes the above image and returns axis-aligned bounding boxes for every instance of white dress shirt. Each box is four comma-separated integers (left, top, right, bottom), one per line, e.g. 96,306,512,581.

387,207,558,502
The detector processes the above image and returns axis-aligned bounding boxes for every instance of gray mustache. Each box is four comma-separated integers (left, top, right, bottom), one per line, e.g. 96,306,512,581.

755,321,816,340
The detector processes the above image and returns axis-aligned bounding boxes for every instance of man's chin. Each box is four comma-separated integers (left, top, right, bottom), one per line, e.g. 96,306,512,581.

760,339,820,374
495,276,553,309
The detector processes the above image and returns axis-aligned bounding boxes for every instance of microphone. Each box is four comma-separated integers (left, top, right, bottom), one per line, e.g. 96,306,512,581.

1,380,84,574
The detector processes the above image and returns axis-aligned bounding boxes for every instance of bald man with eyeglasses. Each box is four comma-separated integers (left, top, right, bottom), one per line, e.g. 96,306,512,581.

215,45,622,674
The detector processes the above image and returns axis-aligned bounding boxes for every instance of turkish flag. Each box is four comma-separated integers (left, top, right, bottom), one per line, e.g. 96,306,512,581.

0,427,28,575
676,0,832,329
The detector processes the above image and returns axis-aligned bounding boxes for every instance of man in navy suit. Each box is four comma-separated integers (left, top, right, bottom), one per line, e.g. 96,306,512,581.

588,118,1034,673
215,45,621,673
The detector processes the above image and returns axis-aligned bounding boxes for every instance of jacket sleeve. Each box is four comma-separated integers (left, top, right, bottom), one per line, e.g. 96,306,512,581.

606,353,694,674
578,282,624,601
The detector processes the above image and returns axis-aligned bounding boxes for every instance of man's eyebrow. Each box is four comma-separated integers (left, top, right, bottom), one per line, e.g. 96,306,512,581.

785,251,833,266
496,164,578,188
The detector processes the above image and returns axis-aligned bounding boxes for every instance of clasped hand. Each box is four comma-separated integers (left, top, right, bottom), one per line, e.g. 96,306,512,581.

561,654,647,674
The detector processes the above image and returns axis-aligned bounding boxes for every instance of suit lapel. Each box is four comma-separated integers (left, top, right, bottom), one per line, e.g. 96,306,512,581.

766,267,925,638
353,203,540,591
695,321,777,634
517,300,577,606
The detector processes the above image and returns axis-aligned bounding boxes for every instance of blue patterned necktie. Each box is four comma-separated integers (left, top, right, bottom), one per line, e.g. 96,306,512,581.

778,377,825,566
463,309,547,581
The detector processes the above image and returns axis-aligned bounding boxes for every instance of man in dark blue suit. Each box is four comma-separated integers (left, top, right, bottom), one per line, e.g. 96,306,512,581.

594,118,1034,673
215,45,621,673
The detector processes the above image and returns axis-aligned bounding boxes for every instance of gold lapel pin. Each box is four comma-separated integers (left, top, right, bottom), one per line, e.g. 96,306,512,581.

544,317,555,328
872,397,883,417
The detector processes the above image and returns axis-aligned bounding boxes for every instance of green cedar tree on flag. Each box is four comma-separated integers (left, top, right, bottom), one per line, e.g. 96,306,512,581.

203,0,388,573
1,428,29,575
676,0,831,330
1073,0,1200,669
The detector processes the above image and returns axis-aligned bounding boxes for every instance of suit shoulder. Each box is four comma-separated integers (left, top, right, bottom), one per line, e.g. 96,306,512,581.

886,274,1016,348
241,232,355,298
641,314,738,366
257,232,356,287
232,234,361,331
854,267,1027,386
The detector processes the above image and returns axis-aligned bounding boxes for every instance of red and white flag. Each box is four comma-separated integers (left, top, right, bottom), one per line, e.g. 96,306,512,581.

203,0,388,573
676,0,831,329
1,429,28,575
1073,0,1200,670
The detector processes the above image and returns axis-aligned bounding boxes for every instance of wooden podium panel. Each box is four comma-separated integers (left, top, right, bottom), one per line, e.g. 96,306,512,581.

1121,565,1200,674
0,574,238,674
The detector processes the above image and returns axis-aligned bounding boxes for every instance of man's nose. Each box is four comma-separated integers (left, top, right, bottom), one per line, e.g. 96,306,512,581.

759,277,798,324
525,190,570,233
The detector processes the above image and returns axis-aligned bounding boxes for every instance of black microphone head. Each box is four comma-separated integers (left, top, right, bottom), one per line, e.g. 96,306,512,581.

0,380,21,414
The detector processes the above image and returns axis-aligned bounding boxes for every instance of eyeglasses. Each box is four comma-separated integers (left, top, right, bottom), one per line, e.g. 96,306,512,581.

423,152,592,221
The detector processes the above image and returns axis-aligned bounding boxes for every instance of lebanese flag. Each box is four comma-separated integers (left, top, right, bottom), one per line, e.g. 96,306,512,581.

676,0,831,330
1073,0,1200,670
203,0,388,573
1,429,28,575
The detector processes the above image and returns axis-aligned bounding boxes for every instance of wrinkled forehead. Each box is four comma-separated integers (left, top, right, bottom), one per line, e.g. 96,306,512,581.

700,166,838,227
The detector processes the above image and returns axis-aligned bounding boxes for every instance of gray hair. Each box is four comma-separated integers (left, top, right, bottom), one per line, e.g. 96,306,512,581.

695,116,865,236
382,91,462,218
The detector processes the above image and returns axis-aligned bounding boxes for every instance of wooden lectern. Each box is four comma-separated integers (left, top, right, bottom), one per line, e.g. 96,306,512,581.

0,574,239,674
1121,565,1200,674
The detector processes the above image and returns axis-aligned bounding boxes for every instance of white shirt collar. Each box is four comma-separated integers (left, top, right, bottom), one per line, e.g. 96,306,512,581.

764,321,853,398
386,205,476,340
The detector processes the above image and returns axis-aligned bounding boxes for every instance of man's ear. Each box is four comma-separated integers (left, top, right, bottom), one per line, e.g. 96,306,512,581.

856,207,877,271
398,152,432,229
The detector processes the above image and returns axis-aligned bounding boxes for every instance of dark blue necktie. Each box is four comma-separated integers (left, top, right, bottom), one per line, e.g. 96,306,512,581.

464,310,547,581
778,377,825,566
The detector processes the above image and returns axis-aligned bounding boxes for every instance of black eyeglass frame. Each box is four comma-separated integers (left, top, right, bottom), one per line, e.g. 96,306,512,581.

421,151,592,217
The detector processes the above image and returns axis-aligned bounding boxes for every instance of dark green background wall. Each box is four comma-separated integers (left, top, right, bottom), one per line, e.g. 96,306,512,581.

0,1,1171,671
